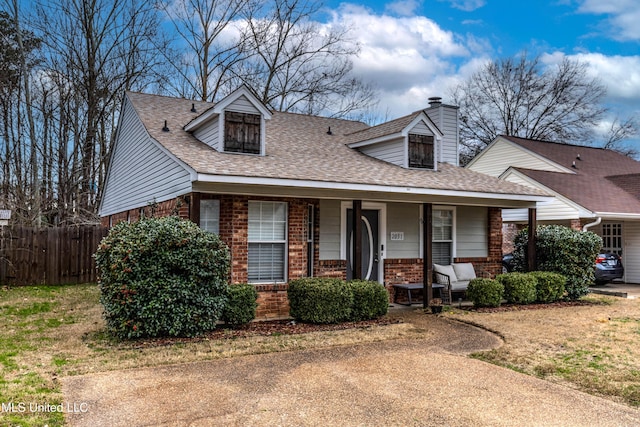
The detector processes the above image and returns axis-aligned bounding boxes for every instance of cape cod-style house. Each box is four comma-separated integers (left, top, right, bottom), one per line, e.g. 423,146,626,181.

99,87,550,318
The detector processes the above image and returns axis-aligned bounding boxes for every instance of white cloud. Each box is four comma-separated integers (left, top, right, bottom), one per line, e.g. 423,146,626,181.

444,0,486,12
385,0,422,16
576,0,640,41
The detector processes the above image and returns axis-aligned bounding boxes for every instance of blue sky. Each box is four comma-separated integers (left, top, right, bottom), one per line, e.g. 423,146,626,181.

312,0,640,151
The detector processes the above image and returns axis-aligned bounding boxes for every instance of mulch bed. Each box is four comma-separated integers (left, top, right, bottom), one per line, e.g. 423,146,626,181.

126,317,402,349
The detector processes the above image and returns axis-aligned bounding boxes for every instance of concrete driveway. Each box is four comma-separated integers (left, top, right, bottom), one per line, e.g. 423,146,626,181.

62,313,640,427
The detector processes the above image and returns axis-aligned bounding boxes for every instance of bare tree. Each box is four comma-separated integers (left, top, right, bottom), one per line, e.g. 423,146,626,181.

452,52,607,164
601,115,639,158
157,0,250,102
238,0,377,117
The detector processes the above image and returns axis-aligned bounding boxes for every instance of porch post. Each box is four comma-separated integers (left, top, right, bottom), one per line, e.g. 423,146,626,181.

190,192,201,225
352,200,362,280
527,207,537,272
423,203,433,309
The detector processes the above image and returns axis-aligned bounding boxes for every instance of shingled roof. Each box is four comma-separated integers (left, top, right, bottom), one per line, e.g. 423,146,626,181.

126,92,547,199
501,135,640,214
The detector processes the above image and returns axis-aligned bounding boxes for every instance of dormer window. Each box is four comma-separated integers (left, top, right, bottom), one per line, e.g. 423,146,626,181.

224,112,261,154
409,133,434,169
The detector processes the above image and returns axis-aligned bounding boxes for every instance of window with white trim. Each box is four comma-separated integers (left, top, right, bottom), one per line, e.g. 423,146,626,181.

601,223,623,256
200,199,220,234
433,209,453,264
248,201,287,282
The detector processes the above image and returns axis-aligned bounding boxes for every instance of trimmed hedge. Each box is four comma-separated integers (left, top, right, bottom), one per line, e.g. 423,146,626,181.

288,278,353,324
288,278,388,323
497,272,537,305
94,216,230,339
348,280,389,321
528,271,566,303
466,278,504,308
221,283,258,326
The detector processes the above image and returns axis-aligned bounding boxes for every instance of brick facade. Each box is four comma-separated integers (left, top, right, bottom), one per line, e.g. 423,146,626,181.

101,194,504,319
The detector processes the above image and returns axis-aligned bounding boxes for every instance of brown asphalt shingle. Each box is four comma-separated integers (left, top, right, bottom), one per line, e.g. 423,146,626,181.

127,92,547,198
502,135,640,214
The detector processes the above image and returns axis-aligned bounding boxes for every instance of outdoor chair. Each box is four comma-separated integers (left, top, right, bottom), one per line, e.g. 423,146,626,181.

433,263,490,304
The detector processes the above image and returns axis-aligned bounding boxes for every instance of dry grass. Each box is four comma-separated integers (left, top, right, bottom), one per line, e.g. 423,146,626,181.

2,284,640,426
445,295,640,407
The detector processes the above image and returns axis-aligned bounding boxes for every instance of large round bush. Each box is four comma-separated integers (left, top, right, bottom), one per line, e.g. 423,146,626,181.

95,216,230,339
466,278,504,308
497,272,537,305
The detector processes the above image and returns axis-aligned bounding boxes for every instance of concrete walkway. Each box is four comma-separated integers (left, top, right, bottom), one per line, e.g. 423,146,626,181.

62,313,640,427
589,281,640,299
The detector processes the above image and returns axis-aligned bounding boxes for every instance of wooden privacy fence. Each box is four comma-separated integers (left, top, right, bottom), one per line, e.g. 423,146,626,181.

0,225,109,286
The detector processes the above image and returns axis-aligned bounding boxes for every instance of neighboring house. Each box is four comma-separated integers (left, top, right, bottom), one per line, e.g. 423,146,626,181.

467,135,640,284
99,87,550,318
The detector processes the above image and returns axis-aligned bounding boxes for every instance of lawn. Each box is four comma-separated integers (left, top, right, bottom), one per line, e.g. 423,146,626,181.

1,284,639,426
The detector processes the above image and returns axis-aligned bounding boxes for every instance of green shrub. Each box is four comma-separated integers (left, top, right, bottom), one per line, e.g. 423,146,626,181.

496,272,537,305
528,271,566,303
288,278,353,324
221,283,258,326
513,225,601,300
94,216,230,339
347,280,389,321
466,278,504,308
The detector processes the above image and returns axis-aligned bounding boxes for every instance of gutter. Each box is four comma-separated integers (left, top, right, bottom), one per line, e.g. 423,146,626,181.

582,217,601,232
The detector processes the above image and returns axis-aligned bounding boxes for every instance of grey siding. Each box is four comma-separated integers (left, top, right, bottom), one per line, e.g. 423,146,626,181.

456,206,488,258
425,105,458,165
386,203,420,258
319,199,341,260
409,121,433,135
193,118,220,150
227,95,261,114
359,138,404,166
100,97,192,217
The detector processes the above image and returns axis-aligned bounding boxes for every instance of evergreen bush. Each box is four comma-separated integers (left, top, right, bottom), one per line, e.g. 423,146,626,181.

512,225,601,300
466,278,504,308
288,278,353,324
347,280,389,321
496,272,537,304
221,283,258,326
94,216,230,339
528,271,566,303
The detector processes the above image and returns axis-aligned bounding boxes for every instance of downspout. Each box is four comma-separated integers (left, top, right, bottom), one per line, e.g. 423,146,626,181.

582,217,601,232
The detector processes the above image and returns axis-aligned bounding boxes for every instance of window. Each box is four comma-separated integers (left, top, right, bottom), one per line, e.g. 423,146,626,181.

433,209,453,264
224,112,261,154
409,133,434,169
307,204,314,277
601,223,623,256
200,199,220,234
248,201,287,282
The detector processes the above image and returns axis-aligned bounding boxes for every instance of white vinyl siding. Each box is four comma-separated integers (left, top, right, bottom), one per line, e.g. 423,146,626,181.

248,201,287,282
624,221,640,283
200,199,220,234
386,203,420,258
227,95,261,114
425,105,458,165
319,200,341,260
469,138,569,177
100,98,192,217
359,138,404,166
457,206,488,258
193,118,220,150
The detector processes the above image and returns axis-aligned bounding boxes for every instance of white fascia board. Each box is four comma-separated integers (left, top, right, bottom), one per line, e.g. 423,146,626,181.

195,173,552,203
501,168,592,215
404,112,443,140
593,212,640,220
213,85,272,119
184,109,219,132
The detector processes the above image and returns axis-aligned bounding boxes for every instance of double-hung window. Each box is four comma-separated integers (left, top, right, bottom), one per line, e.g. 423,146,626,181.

409,133,434,169
200,199,220,234
432,209,453,264
248,201,287,282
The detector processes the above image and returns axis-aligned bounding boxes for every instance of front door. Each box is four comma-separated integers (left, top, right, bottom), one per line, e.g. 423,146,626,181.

346,209,379,281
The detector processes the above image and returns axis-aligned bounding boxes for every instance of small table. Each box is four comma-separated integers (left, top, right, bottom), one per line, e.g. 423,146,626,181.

392,283,444,306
